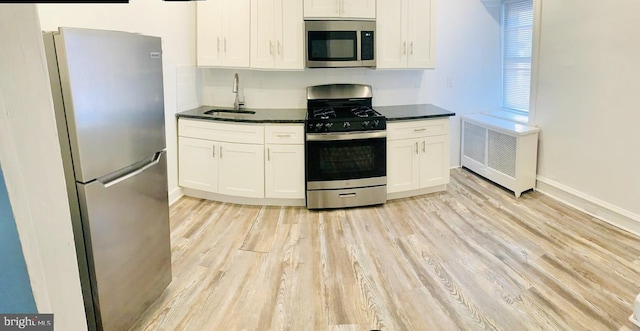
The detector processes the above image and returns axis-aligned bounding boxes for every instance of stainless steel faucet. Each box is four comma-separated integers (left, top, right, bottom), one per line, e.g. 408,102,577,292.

232,73,244,110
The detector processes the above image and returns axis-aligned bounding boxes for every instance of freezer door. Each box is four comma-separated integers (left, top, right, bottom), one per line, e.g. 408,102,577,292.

55,27,166,182
76,151,171,331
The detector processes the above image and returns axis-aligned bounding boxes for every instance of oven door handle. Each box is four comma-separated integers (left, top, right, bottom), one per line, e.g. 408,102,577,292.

306,131,386,141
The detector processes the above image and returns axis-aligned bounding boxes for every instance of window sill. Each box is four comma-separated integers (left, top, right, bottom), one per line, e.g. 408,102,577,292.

483,108,529,125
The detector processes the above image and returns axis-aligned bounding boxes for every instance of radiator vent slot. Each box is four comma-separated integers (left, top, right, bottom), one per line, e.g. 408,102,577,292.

488,131,517,177
463,122,486,164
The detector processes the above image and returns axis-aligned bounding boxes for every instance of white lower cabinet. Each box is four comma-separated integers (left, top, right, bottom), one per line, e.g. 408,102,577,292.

387,138,420,192
218,142,264,198
419,135,449,188
179,137,264,198
179,137,219,192
387,119,450,195
264,124,305,199
265,144,305,199
178,119,264,199
178,119,304,203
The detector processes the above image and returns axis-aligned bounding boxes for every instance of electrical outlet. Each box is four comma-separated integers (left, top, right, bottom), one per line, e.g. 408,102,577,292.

446,76,453,88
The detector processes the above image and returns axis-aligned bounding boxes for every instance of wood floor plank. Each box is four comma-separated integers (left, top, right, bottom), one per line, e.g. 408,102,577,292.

240,205,282,253
131,169,640,331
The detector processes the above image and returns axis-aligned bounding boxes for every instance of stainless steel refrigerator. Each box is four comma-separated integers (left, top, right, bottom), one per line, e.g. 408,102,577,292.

43,27,171,331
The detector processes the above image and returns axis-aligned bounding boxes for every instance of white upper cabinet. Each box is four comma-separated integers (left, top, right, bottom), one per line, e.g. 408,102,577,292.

197,0,251,68
251,0,304,69
377,0,436,69
304,0,375,19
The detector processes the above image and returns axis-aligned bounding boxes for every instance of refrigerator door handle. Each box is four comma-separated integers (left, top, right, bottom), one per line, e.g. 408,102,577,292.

101,151,162,188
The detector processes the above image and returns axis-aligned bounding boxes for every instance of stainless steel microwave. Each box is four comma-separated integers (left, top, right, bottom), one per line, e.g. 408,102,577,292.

305,20,376,68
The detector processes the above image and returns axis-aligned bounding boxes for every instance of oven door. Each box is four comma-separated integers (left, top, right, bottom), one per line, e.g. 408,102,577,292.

306,131,386,190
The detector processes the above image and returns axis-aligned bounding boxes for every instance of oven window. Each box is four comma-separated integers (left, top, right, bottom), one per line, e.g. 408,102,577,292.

306,138,386,182
308,31,357,61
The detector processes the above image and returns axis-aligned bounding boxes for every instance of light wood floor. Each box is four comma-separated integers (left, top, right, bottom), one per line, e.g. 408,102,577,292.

131,169,640,331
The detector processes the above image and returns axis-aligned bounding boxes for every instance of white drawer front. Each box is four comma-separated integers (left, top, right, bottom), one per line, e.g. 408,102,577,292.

179,119,264,144
387,118,449,140
265,125,304,144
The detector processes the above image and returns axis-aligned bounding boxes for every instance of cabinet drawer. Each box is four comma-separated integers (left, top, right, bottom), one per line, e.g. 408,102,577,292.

265,125,304,144
387,119,449,140
179,119,264,144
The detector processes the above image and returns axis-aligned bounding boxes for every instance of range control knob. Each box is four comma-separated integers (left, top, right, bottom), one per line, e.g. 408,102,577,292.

373,120,380,127
315,123,323,131
362,121,370,128
343,122,351,129
326,123,334,131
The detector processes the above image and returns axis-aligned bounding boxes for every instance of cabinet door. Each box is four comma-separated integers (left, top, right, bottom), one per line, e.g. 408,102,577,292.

218,142,264,198
341,0,376,19
196,0,223,66
277,0,304,69
419,135,449,188
387,139,420,193
179,137,219,192
265,144,305,199
407,0,436,68
222,0,251,67
376,0,407,68
304,0,339,18
251,0,276,69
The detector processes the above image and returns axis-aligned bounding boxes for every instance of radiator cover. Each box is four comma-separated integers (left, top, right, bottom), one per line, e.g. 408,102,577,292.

461,114,540,197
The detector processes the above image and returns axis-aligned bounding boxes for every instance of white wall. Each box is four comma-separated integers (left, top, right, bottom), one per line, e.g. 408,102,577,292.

532,0,640,231
38,0,197,202
0,5,86,330
201,0,503,166
425,0,503,166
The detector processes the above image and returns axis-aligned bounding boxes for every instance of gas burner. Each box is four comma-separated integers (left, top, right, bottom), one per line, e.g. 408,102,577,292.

313,108,336,119
351,106,377,117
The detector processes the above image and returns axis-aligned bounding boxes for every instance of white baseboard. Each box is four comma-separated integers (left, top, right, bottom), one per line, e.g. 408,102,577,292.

182,188,306,207
168,187,184,206
536,176,640,237
387,184,447,201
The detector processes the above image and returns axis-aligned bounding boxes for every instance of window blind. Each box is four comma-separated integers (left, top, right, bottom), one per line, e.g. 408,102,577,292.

503,0,533,111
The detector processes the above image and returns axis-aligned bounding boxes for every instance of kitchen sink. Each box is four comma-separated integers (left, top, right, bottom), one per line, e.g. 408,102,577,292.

204,109,255,115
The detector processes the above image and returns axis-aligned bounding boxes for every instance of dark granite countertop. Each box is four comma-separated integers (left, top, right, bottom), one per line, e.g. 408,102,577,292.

376,104,456,121
176,106,307,123
176,104,454,124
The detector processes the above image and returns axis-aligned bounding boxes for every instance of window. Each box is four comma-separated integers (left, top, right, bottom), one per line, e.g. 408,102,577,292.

503,0,533,112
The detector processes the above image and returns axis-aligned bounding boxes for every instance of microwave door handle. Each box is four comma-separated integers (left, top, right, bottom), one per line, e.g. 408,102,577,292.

357,28,362,62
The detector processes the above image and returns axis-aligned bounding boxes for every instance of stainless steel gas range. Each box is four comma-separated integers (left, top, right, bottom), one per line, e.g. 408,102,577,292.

305,84,387,209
